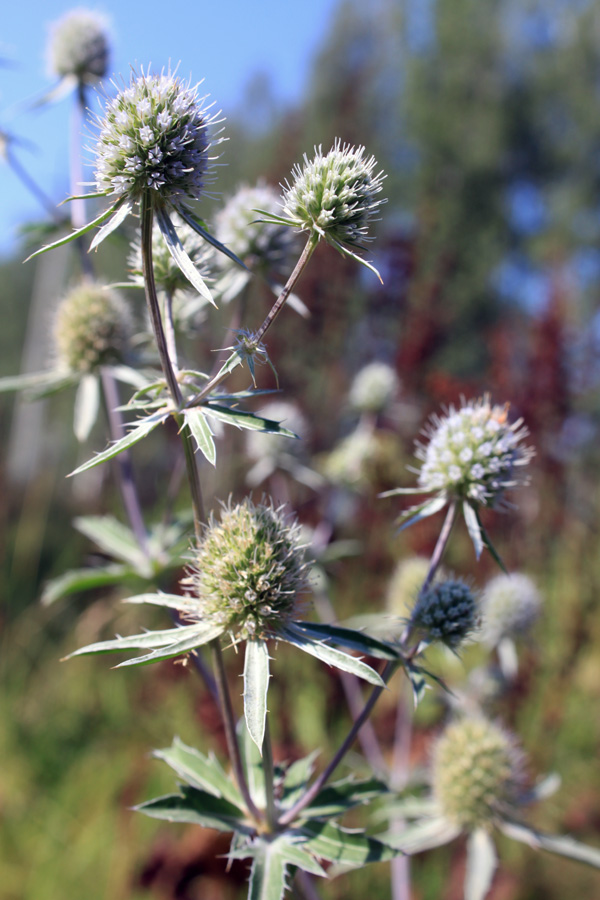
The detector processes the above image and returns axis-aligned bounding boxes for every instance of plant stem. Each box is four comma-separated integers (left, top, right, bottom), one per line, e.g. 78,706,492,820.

421,500,457,593
211,640,262,824
262,715,277,831
71,82,93,277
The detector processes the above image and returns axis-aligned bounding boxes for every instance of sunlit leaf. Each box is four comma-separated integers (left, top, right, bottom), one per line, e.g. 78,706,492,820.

68,408,169,476
279,624,384,686
156,205,216,305
135,786,253,834
465,829,497,900
243,639,270,752
153,737,243,806
184,409,216,465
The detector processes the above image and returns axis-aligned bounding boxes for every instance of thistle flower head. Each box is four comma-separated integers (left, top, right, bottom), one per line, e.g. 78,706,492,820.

47,9,110,82
410,578,479,650
128,214,215,297
280,140,385,276
432,716,525,830
188,498,308,641
349,362,399,414
480,573,542,647
215,182,299,277
324,427,403,492
53,282,132,374
416,396,533,508
94,70,221,204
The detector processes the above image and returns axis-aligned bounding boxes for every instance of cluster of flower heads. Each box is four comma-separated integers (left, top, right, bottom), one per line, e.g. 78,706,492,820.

47,8,110,82
188,498,308,641
410,579,479,650
215,182,299,277
416,396,533,508
349,361,399,414
94,70,220,204
54,281,132,374
432,716,525,830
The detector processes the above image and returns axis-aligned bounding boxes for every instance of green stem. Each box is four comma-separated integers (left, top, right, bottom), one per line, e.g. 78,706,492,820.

262,715,277,831
211,640,262,825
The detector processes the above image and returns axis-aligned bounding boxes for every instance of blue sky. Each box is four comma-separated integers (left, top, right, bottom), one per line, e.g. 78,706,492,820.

0,0,341,255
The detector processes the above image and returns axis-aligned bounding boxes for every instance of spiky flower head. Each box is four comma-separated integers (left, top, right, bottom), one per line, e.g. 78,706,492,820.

416,396,533,509
349,362,399,414
279,140,385,276
246,402,309,463
215,182,299,277
189,498,308,641
324,427,404,492
480,573,542,647
410,579,479,650
128,213,215,297
94,70,221,204
432,717,525,830
47,9,110,82
54,281,132,374
385,556,433,618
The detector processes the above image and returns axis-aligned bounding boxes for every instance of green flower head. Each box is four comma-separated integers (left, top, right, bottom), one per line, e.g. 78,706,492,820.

349,361,399,414
54,281,132,374
481,573,542,647
47,8,110,82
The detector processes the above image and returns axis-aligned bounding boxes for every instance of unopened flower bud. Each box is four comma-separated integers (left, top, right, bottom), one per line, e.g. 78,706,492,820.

410,579,479,649
54,282,132,373
47,9,110,82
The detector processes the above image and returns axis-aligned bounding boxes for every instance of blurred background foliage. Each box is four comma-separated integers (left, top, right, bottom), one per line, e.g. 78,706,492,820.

1,0,600,898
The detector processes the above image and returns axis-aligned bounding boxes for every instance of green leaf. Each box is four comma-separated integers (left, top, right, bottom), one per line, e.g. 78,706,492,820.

276,839,326,877
465,829,498,900
247,839,288,900
404,662,428,708
244,639,270,752
499,819,600,869
473,506,507,572
74,515,149,571
381,815,459,853
114,621,225,667
68,408,169,476
89,200,133,250
24,200,123,261
0,370,73,394
184,409,216,465
279,624,385,687
123,592,197,614
463,501,484,559
73,373,100,442
299,820,398,867
156,205,216,305
177,205,248,271
305,777,389,818
154,737,243,807
135,786,253,834
396,495,448,532
203,404,297,438
41,563,130,606
65,623,206,659
237,718,266,809
280,752,320,810
291,621,398,660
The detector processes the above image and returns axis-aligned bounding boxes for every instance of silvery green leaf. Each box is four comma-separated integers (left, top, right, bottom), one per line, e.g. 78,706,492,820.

521,773,561,804
123,592,196,613
305,777,389,817
177,206,248,270
279,624,384,687
156,206,216,306
65,623,205,659
465,829,497,900
153,737,243,806
299,820,397,867
110,364,159,389
471,505,507,571
246,839,289,900
326,233,383,282
135,786,253,834
497,637,519,679
463,501,484,559
89,200,133,250
280,751,320,810
74,515,149,571
41,563,129,606
237,718,266,809
114,621,225,667
25,200,123,260
243,639,270,752
0,370,72,394
291,621,399,660
184,409,216,465
396,495,448,532
68,408,169,476
499,819,600,868
275,839,326,877
73,373,100,442
203,404,297,438
404,661,428,708
382,815,460,853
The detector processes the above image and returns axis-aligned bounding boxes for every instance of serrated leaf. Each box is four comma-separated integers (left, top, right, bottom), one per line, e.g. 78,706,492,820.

465,829,498,900
305,777,389,817
135,786,253,834
280,624,384,687
156,205,216,305
41,563,130,606
237,718,266,809
247,839,288,900
381,815,460,853
24,200,123,261
89,200,133,250
177,205,248,271
291,621,398,660
299,820,397,867
68,408,168,476
499,819,600,868
73,373,100,442
244,639,270,752
184,409,216,465
280,752,320,810
203,404,297,437
396,495,448,532
74,515,149,570
113,621,225,667
65,623,207,658
154,737,243,807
